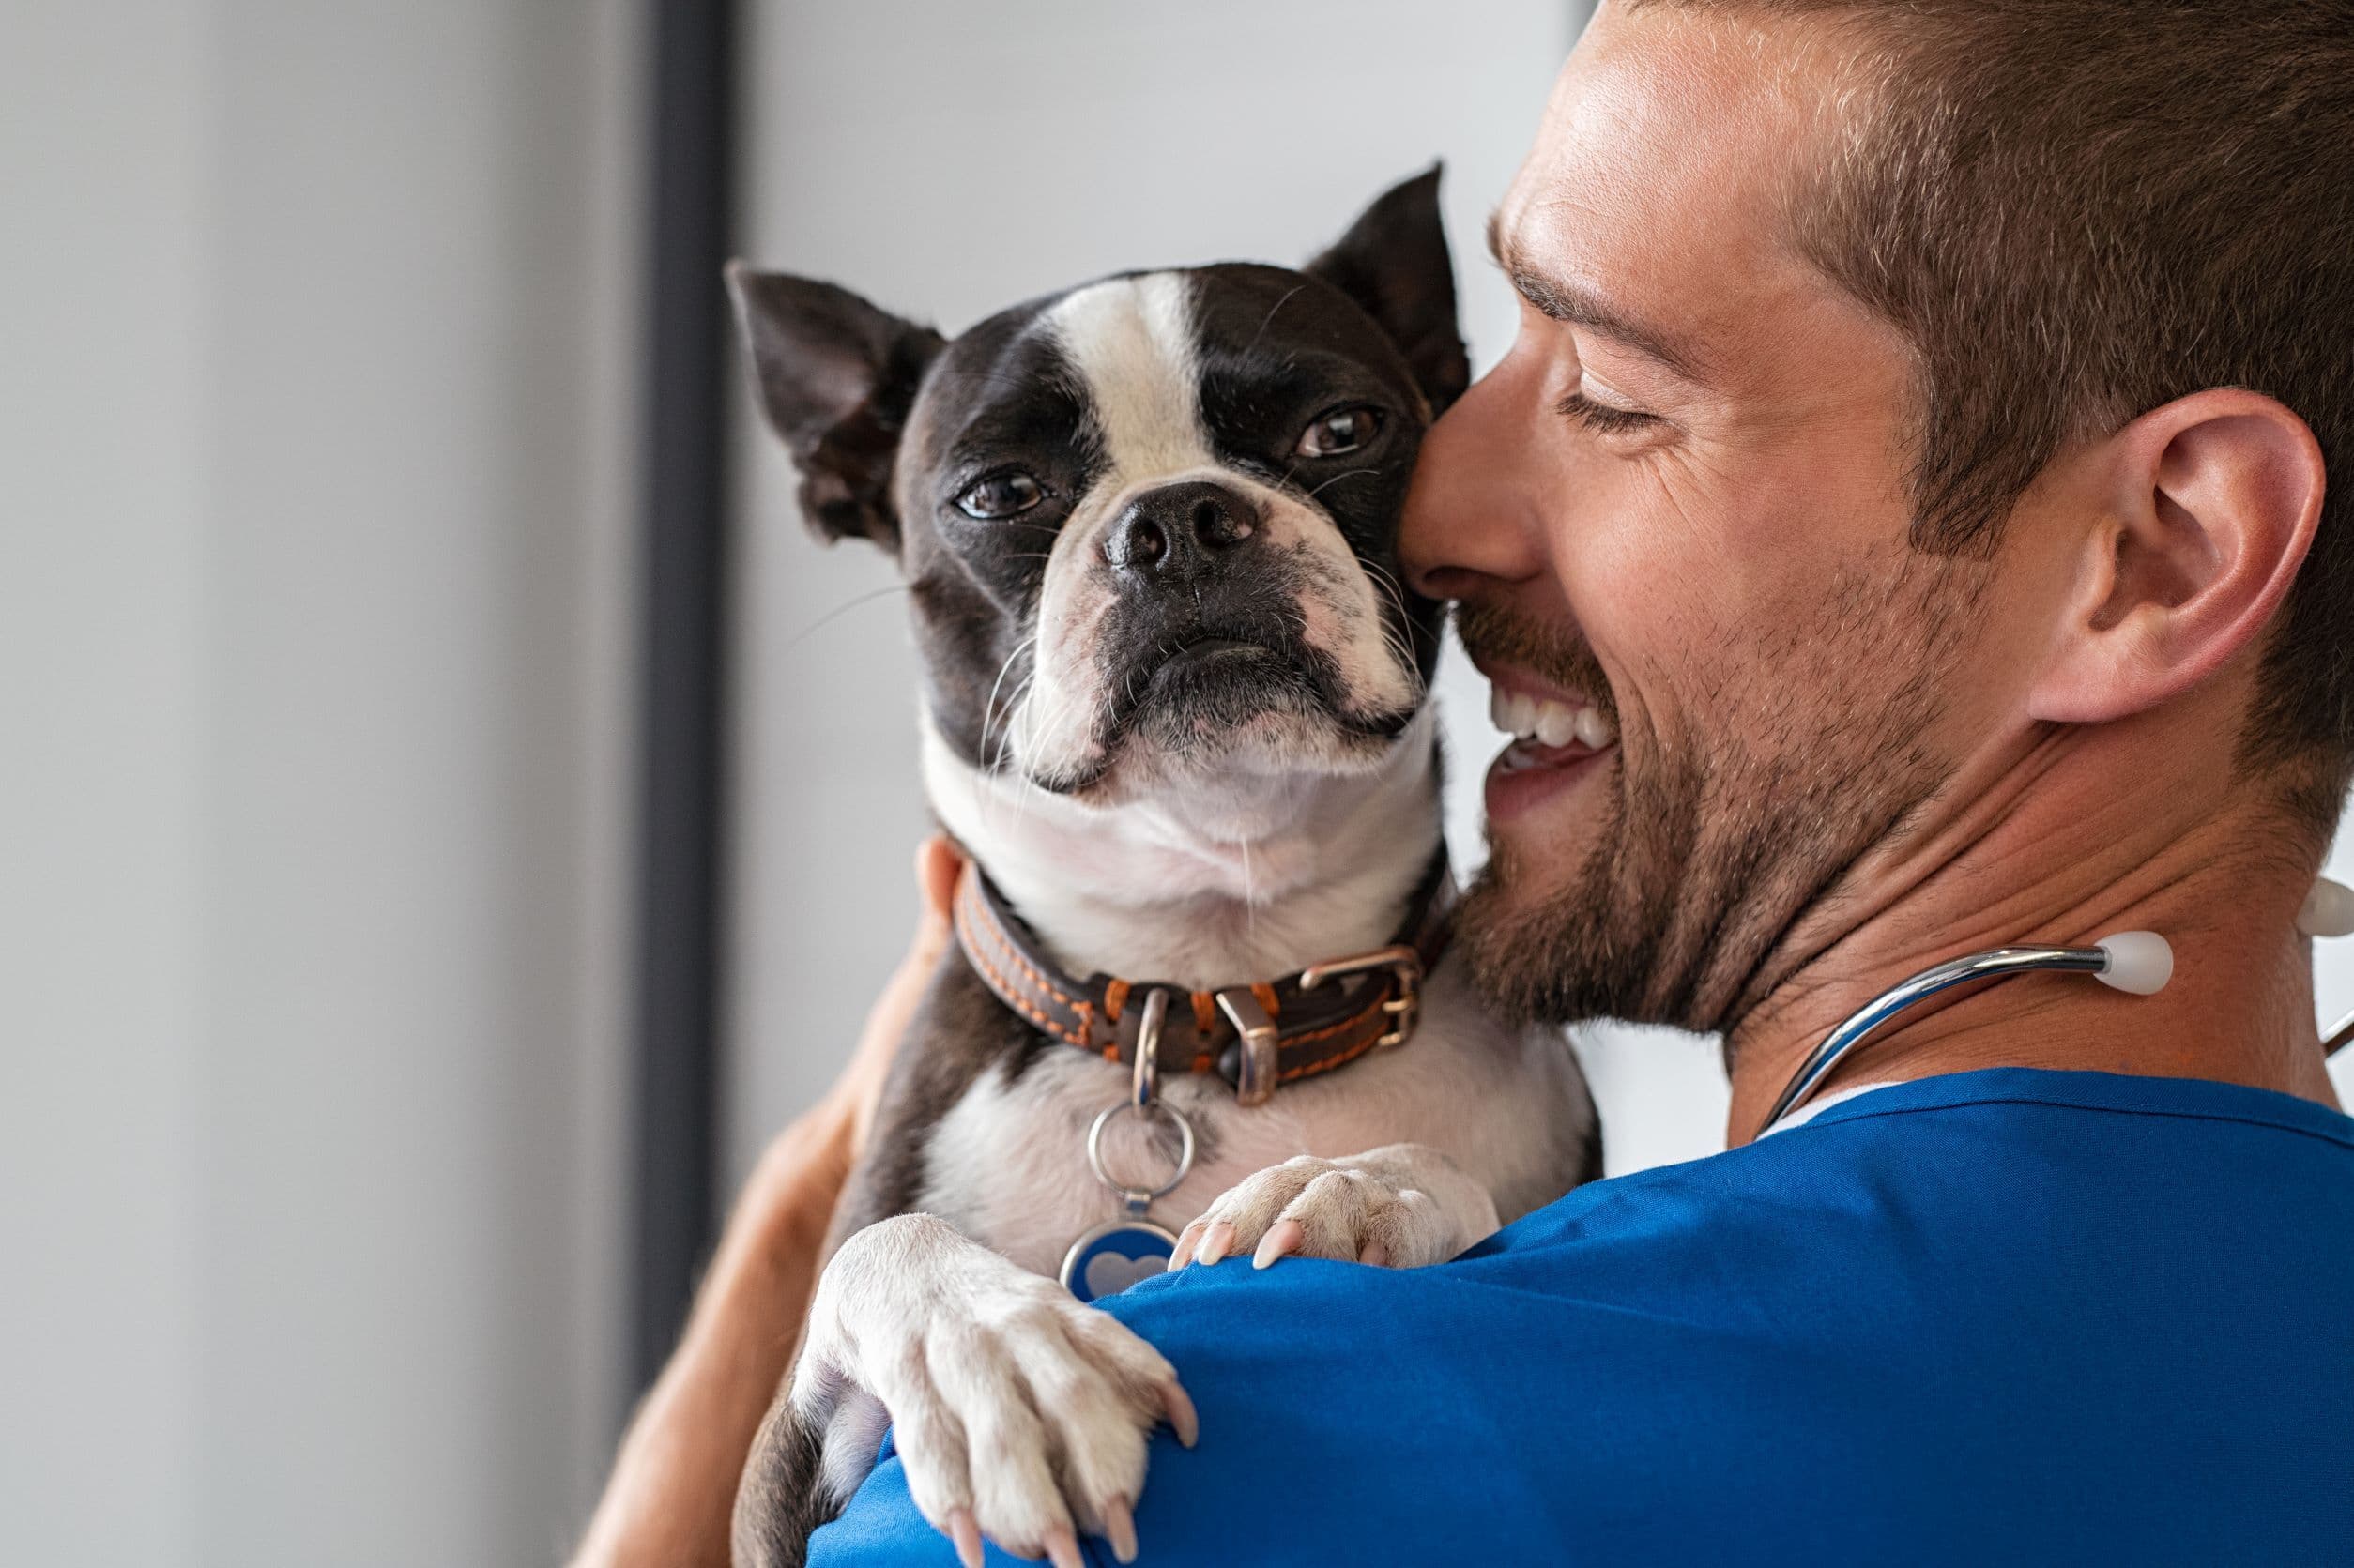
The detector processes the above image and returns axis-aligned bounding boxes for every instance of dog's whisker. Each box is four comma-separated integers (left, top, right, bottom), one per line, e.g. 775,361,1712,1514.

979,635,1039,769
1304,466,1382,501
1239,836,1260,944
783,583,910,650
1241,283,1307,360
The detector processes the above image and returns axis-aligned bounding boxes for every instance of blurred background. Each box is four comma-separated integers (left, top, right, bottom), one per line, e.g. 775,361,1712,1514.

8,3,2352,1565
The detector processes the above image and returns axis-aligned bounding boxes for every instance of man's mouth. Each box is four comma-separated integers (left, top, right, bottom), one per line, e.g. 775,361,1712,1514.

1480,671,1620,824
1490,683,1616,755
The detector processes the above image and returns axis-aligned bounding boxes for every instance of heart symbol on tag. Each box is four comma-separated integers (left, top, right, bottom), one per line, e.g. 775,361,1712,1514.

1063,1220,1179,1302
1083,1249,1167,1299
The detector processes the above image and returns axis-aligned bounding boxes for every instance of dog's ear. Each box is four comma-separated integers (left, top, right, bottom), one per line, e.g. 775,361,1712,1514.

726,264,947,552
1305,165,1471,416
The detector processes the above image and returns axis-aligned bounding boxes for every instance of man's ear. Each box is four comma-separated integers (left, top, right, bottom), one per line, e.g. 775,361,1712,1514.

726,264,946,552
2026,388,2325,724
1305,165,1471,416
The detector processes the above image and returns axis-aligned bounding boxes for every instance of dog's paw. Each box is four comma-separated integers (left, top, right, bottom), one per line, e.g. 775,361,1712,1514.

793,1213,1197,1568
1169,1143,1502,1272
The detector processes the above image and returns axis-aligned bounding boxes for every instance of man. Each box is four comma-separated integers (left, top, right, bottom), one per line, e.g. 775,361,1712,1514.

578,1,2354,1562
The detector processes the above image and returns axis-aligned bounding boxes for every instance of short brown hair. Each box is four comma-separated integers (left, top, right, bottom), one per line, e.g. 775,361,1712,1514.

1641,0,2354,823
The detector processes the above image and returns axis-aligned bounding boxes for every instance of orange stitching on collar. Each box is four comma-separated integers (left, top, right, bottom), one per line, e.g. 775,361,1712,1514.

1279,1029,1383,1083
1282,984,1395,1044
961,877,1082,1012
955,892,1085,1046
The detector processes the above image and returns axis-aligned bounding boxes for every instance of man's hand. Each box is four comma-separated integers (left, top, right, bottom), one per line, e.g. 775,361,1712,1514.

832,835,966,1151
568,837,965,1568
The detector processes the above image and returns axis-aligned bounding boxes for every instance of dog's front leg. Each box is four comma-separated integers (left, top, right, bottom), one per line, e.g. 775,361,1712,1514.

732,1213,1198,1568
1169,1143,1503,1271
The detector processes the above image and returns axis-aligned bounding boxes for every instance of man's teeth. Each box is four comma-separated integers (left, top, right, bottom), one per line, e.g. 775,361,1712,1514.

1488,686,1618,749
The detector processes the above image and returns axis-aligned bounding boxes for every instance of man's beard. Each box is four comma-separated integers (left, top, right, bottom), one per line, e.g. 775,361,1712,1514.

1453,557,1983,1038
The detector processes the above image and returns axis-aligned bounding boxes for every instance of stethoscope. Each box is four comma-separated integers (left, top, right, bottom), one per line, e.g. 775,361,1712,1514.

1763,875,2354,1133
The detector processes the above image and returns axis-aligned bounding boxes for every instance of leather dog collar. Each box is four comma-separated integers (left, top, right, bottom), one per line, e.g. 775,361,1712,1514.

953,848,1456,1106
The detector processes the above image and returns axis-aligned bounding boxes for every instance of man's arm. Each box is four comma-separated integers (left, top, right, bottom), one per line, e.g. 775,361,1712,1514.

569,840,965,1568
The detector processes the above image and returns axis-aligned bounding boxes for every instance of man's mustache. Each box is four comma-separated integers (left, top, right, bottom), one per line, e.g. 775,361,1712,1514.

1453,601,1616,718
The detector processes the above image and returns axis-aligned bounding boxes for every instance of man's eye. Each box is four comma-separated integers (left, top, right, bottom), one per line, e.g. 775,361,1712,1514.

1294,405,1384,458
955,472,1045,520
1556,390,1660,436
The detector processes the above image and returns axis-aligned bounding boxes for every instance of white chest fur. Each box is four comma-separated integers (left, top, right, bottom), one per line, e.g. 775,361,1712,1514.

914,708,1594,1275
913,954,1592,1276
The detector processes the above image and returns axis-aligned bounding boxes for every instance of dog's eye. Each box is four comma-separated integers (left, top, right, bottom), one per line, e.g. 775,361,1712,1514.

955,471,1044,520
1294,405,1383,458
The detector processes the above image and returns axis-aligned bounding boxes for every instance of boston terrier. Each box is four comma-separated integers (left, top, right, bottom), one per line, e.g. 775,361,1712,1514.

726,170,1601,1568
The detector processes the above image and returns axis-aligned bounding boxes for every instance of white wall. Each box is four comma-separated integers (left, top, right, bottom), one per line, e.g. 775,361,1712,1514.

3,4,637,1564
4,8,209,1560
727,0,2354,1192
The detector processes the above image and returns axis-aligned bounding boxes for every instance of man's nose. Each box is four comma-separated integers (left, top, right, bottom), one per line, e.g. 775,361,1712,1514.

1105,480,1260,581
1399,350,1552,601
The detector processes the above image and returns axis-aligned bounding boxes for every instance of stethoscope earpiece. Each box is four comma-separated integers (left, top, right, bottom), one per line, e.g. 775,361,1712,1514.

2305,876,2354,1059
2297,876,2354,938
2091,931,2173,995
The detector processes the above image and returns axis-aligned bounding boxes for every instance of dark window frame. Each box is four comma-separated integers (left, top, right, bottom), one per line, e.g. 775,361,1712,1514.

631,0,736,1400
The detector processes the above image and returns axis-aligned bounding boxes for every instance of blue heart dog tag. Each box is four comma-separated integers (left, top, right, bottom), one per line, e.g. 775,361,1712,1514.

1061,1219,1178,1303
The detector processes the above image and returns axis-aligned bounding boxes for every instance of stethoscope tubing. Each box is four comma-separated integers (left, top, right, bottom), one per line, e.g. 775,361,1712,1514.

1767,883,2354,1136
1763,945,2113,1133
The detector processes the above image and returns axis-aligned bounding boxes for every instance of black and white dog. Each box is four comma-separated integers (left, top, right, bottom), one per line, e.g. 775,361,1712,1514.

727,172,1600,1568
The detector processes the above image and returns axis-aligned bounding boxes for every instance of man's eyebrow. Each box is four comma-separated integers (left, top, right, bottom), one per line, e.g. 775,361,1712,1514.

1484,209,1706,381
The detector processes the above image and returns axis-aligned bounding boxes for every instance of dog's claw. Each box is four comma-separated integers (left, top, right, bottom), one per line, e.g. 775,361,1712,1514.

1253,1217,1304,1269
1161,1378,1200,1447
1167,1219,1205,1271
1100,1495,1139,1563
789,1215,1179,1568
1181,1145,1501,1277
946,1508,984,1568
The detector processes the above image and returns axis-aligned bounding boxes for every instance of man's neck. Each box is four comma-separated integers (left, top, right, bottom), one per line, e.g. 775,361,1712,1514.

1725,708,2341,1143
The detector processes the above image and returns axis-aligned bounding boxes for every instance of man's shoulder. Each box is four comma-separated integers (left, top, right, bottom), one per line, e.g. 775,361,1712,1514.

817,1133,1885,1564
814,1072,2354,1564
810,1130,1843,1566
1099,1071,2354,1560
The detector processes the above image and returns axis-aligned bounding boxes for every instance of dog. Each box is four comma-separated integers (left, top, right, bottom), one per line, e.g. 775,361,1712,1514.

725,170,1601,1568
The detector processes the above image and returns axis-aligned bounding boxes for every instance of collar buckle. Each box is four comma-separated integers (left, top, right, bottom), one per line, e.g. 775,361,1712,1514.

1130,987,1170,1108
1214,987,1280,1106
1298,943,1427,1050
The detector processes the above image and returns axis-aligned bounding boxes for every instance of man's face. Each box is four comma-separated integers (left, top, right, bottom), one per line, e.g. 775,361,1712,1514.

1404,6,2022,1033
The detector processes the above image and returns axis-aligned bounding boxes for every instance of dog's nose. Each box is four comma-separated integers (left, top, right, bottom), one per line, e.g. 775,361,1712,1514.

1105,480,1260,579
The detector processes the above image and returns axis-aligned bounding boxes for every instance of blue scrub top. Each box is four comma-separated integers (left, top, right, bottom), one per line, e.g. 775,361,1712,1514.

810,1069,2354,1565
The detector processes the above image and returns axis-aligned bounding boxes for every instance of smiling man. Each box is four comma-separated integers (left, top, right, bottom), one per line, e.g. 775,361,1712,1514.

1434,0,2351,1141
588,2,2354,1564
